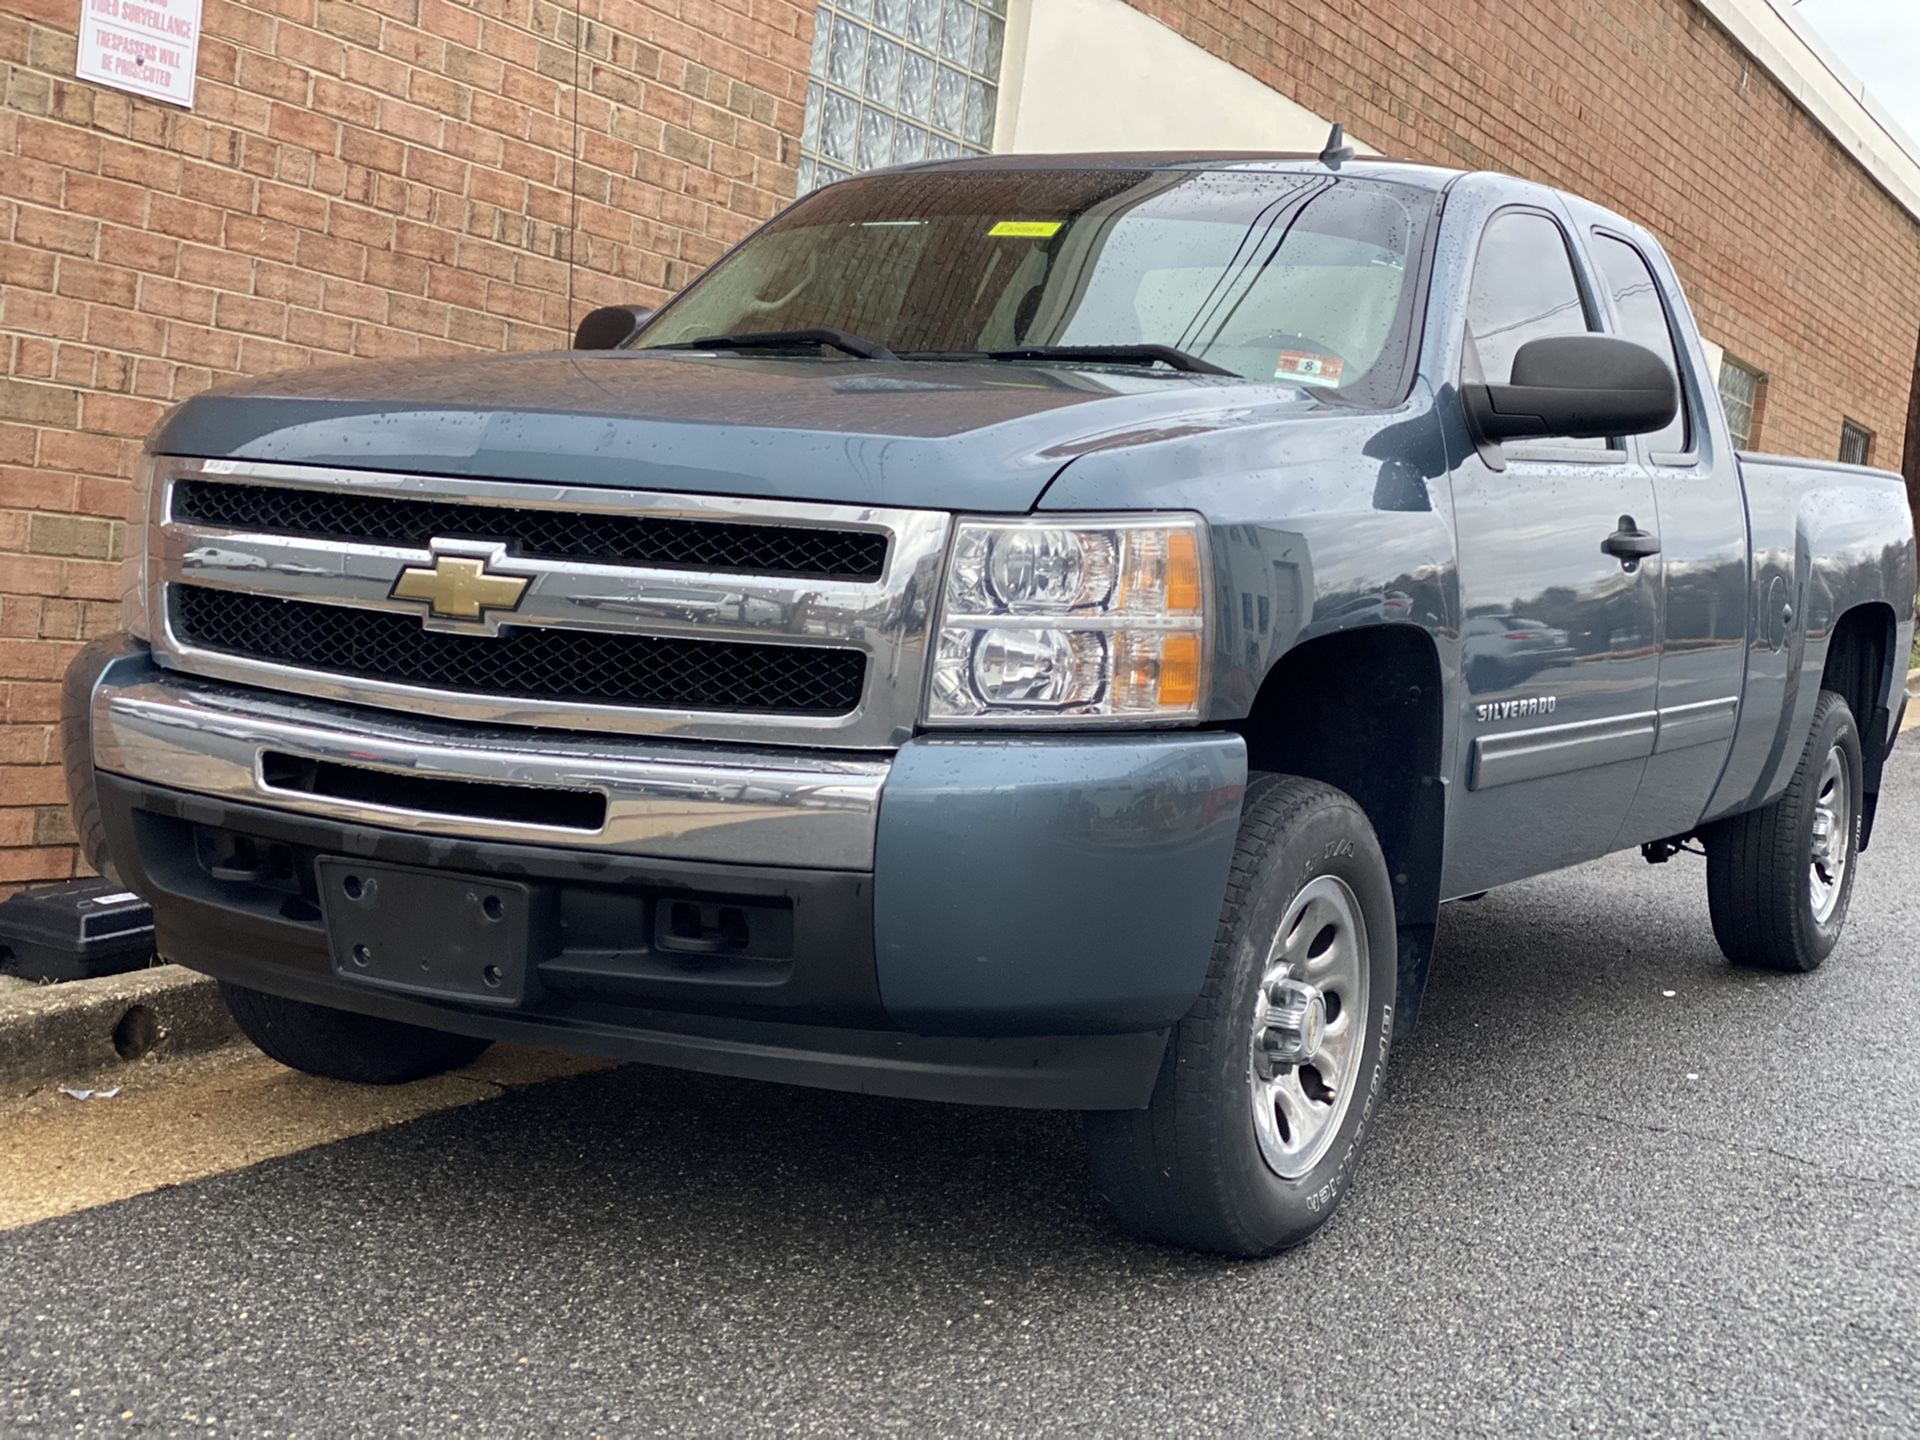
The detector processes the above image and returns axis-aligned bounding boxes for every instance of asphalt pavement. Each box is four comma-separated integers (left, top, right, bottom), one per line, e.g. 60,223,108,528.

5,752,1920,1435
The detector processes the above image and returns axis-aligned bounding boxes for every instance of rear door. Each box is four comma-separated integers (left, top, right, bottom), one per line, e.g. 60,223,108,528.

1443,207,1664,897
1587,226,1750,845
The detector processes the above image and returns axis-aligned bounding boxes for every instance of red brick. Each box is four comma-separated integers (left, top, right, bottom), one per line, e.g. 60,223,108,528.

16,116,100,172
0,243,56,291
62,173,147,224
53,258,138,307
268,101,340,154
0,638,79,681
0,844,73,882
15,207,98,258
96,225,181,277
38,428,129,478
147,194,224,245
78,393,166,438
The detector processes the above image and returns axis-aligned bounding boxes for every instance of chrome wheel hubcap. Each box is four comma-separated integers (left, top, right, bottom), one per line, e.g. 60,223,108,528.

1810,742,1852,925
1249,874,1369,1180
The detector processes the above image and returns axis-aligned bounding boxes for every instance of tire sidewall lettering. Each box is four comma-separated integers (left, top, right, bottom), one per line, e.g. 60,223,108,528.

1303,1001,1392,1214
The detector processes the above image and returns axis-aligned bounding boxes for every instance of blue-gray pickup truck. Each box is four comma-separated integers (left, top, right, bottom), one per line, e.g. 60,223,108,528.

64,152,1916,1255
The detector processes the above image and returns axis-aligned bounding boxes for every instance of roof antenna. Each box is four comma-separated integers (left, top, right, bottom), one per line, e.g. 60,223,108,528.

1319,122,1356,168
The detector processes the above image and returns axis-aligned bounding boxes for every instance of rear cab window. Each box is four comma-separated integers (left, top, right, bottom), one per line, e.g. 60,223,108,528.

1591,233,1692,458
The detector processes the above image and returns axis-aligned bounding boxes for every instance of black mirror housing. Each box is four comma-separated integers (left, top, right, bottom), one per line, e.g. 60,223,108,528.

573,305,655,350
1466,334,1678,443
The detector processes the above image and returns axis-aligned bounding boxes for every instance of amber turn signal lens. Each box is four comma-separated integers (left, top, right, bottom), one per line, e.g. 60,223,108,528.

1158,632,1202,708
1165,530,1203,615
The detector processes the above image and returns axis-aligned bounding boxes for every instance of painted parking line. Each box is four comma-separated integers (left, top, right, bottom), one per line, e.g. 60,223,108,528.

0,1043,611,1232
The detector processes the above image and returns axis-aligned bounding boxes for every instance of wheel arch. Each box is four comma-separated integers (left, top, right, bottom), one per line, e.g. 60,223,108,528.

1229,623,1447,1033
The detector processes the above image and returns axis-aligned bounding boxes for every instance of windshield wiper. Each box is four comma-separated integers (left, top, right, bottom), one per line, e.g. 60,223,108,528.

977,344,1237,376
653,328,899,361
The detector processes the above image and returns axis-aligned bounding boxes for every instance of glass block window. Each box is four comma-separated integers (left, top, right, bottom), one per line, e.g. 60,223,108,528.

798,0,1008,194
1839,418,1874,467
1717,356,1764,450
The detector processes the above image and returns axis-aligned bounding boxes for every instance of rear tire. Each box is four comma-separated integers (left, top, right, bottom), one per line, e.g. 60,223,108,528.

1704,688,1863,973
1084,774,1398,1257
221,982,493,1085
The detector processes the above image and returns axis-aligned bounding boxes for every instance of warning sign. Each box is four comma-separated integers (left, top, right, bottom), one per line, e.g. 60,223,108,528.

75,0,201,109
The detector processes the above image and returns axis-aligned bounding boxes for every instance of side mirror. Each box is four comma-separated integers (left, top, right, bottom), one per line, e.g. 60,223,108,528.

1465,334,1677,443
573,305,655,350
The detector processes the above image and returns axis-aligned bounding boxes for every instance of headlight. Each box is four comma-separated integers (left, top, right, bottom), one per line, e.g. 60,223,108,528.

121,454,157,641
926,515,1210,725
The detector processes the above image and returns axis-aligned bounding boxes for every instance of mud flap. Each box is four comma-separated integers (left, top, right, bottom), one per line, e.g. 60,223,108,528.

1391,774,1447,1037
1860,703,1890,852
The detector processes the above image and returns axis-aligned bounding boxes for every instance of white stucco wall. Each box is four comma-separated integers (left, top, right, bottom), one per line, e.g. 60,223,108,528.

993,0,1374,157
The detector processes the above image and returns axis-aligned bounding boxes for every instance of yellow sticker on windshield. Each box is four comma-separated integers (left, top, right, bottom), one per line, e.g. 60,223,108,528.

988,220,1062,238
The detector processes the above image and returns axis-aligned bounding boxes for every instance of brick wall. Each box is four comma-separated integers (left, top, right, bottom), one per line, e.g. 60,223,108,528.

1124,0,1920,478
5,0,1919,891
0,0,813,892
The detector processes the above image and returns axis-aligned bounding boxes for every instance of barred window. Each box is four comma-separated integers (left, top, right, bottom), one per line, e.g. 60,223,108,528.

1717,356,1764,450
1839,418,1874,467
798,0,1009,195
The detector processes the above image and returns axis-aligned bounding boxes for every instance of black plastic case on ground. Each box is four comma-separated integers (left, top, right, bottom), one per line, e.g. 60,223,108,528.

0,877,155,982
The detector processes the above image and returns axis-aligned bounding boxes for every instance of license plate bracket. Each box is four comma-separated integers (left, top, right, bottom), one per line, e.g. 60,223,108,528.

317,859,544,1008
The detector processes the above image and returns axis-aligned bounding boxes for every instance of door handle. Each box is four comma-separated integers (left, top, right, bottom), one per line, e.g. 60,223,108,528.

1601,518,1661,563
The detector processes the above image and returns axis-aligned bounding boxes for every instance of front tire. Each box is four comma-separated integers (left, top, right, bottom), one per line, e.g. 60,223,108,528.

221,982,493,1085
1704,688,1863,972
1084,775,1398,1257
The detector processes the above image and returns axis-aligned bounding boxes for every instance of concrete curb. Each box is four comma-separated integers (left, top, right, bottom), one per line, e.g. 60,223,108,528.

0,965,236,1097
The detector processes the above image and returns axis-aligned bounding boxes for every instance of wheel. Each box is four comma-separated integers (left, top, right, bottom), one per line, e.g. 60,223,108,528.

1084,774,1398,1257
220,982,493,1084
1705,688,1863,972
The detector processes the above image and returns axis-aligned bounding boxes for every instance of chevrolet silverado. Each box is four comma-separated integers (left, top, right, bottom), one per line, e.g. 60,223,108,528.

63,152,1916,1255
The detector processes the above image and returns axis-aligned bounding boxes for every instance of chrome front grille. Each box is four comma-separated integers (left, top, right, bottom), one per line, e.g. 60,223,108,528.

147,459,952,747
170,586,870,715
171,479,891,580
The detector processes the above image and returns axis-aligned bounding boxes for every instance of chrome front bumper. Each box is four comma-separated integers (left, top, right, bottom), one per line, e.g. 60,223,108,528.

93,669,890,871
67,639,1247,1094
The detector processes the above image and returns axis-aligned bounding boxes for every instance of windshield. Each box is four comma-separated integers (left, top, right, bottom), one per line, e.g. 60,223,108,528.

633,167,1437,403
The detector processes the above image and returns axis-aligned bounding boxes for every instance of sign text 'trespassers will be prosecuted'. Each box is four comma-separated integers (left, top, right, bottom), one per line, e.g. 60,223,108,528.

75,0,201,109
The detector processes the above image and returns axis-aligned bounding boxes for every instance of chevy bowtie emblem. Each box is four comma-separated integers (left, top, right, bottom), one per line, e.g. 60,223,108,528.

390,542,530,629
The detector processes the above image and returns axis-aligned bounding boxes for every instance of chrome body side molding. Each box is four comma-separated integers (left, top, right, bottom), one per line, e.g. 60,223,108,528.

1469,710,1659,791
1469,696,1743,790
1650,695,1740,754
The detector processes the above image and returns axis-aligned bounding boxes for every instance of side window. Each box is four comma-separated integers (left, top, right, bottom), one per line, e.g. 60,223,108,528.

1464,212,1604,450
1593,235,1690,456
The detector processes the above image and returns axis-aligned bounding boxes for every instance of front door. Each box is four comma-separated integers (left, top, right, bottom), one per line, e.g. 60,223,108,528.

1443,208,1663,897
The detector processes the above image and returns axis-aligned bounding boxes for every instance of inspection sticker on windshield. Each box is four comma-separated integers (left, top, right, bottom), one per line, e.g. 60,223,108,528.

1275,350,1344,387
988,220,1062,238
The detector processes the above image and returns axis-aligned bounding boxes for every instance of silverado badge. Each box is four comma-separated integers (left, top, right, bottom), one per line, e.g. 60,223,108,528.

1475,696,1558,722
389,541,530,631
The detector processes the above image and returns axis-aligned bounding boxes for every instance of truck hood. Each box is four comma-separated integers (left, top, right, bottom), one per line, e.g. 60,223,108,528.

151,350,1347,513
